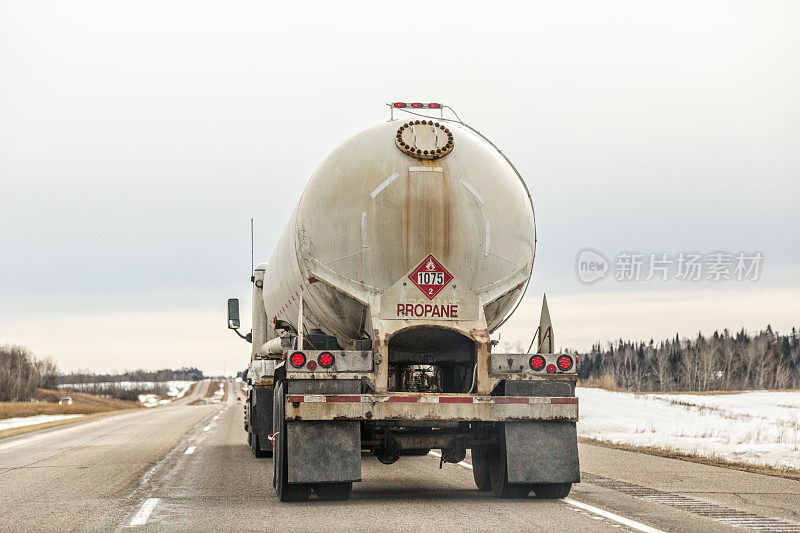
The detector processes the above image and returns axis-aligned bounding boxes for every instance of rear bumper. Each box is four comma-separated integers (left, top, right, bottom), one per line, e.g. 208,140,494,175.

285,393,578,422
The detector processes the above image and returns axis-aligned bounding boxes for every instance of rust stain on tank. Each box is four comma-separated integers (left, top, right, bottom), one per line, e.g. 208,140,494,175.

442,169,451,260
403,163,451,265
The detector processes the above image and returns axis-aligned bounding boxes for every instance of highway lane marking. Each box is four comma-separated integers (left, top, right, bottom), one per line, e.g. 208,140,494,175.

562,499,664,533
130,498,159,526
427,451,664,533
203,425,212,432
184,446,196,455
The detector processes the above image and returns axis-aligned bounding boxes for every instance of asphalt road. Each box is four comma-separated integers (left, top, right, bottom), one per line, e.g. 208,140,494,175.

1,381,799,533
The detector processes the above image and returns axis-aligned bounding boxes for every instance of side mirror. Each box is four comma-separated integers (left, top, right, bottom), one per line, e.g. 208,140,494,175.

227,298,240,329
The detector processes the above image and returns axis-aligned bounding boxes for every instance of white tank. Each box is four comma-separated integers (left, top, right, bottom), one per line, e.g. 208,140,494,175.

262,118,535,349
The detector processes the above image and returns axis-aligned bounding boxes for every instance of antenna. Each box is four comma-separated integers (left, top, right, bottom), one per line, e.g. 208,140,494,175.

250,218,254,276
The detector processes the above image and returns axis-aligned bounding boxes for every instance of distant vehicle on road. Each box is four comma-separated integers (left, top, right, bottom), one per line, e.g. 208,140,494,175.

229,104,579,502
58,397,73,406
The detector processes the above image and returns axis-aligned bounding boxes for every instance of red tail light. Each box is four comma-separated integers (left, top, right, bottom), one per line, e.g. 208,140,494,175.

289,351,306,368
529,355,546,371
393,102,407,108
318,352,335,368
556,355,574,371
546,364,557,374
411,102,424,108
428,103,442,109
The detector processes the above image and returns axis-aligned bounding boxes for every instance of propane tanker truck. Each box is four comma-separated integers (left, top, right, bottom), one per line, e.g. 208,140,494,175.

228,103,579,502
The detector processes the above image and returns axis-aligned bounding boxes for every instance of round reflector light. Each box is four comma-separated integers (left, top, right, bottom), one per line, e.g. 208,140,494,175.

306,360,317,371
546,364,557,374
318,351,335,368
556,355,573,371
289,351,306,368
529,355,546,371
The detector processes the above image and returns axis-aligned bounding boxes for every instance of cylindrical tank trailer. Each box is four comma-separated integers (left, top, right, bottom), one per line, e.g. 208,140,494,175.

232,107,579,502
262,118,535,346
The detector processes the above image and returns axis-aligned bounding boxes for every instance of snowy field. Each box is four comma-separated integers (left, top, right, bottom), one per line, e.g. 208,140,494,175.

0,414,84,432
578,388,800,471
59,381,194,407
138,381,194,407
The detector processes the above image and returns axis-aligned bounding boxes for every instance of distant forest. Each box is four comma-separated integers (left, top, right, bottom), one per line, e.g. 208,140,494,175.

58,367,205,384
576,326,800,392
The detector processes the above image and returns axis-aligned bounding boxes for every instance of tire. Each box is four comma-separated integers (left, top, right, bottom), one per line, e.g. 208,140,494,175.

272,380,311,502
471,450,492,491
313,482,352,501
487,447,531,499
532,482,572,499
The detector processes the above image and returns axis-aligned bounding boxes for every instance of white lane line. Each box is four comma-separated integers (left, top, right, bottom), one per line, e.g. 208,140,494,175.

563,499,665,533
184,446,196,455
213,416,220,420
203,425,211,432
427,451,664,533
130,498,160,526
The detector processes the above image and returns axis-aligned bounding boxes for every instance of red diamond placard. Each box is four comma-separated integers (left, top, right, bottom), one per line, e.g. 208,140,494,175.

409,254,453,300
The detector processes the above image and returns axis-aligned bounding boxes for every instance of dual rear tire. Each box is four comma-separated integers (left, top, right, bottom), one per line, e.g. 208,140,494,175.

471,448,571,499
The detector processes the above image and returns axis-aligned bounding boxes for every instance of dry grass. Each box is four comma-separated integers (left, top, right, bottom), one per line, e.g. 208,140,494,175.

0,389,141,419
578,374,621,391
204,381,221,398
579,437,800,482
0,389,142,440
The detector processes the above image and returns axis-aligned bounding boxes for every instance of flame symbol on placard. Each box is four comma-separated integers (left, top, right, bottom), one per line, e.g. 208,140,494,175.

425,258,436,271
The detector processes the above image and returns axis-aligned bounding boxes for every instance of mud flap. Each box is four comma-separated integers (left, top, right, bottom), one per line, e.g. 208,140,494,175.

253,387,273,451
504,421,580,484
503,380,579,484
287,421,361,483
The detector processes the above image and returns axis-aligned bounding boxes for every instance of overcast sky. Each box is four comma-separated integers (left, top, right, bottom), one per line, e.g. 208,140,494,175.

1,1,798,375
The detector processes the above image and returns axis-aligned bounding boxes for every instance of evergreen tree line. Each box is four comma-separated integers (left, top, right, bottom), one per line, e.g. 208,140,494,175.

0,344,59,401
576,326,800,391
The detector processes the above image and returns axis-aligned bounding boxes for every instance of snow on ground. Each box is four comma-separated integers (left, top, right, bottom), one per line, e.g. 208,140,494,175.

139,381,194,407
210,382,225,403
59,381,194,407
577,388,800,471
0,414,84,431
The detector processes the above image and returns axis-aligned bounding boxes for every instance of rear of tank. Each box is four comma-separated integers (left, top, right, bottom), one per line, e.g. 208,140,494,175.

261,119,536,357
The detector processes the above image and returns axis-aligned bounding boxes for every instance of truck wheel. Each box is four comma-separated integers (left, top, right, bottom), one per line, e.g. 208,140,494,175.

273,380,311,502
470,450,492,491
532,483,572,499
313,482,352,501
488,447,531,498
